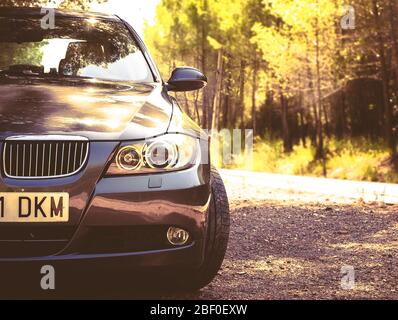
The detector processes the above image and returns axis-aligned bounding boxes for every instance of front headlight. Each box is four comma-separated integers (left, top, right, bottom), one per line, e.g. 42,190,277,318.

106,134,199,175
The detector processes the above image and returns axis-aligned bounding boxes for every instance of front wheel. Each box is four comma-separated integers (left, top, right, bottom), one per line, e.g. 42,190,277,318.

175,167,230,291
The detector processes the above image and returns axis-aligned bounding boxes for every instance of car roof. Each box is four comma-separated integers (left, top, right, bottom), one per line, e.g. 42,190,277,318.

0,6,120,21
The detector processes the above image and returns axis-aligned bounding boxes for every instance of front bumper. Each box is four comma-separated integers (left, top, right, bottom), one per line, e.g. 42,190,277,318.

0,242,203,268
0,163,211,268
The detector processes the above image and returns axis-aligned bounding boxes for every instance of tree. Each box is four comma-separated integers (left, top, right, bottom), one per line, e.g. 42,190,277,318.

145,0,398,174
145,0,268,131
252,0,343,158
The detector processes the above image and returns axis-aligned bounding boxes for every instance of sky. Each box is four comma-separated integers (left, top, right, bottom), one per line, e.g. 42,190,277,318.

90,0,160,39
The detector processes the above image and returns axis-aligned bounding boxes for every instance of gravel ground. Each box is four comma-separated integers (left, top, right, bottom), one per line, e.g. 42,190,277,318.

5,174,398,299
176,176,398,300
189,198,398,299
141,177,398,300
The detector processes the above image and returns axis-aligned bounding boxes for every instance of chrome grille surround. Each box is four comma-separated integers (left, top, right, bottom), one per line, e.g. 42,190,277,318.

2,135,89,179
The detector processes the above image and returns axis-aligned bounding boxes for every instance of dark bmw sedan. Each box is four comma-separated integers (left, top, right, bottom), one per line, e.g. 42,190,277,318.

0,7,229,291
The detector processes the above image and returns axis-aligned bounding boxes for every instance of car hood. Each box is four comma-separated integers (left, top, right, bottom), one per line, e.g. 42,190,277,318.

0,78,172,141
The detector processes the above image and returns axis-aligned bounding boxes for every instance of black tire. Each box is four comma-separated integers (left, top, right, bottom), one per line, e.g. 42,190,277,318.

175,166,230,291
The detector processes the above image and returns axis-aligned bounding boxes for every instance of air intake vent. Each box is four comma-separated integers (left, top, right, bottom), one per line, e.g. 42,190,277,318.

3,136,89,179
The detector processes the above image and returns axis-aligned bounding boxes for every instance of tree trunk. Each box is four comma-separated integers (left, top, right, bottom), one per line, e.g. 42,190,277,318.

305,37,318,148
299,109,307,147
231,97,237,128
373,0,397,166
298,73,306,147
251,55,258,136
314,9,326,176
280,89,292,153
211,49,224,131
223,86,230,128
323,103,330,137
239,60,246,131
194,90,201,125
183,92,191,118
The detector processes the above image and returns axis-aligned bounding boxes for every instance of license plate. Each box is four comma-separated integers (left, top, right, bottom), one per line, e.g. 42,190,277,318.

0,193,69,222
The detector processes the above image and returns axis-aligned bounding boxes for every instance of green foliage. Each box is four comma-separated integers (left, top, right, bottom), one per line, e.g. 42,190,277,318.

0,43,45,68
223,137,398,183
253,0,342,85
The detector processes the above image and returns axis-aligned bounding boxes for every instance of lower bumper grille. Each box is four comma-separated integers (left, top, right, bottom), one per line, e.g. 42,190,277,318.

0,241,69,258
78,226,187,254
0,226,75,258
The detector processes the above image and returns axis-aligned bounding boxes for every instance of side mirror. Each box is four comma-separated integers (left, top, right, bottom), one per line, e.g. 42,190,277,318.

166,67,207,92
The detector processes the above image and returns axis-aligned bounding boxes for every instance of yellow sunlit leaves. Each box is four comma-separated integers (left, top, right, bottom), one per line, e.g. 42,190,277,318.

207,36,222,50
251,0,346,93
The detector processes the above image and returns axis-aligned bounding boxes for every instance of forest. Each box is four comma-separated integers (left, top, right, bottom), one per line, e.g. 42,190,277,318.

2,0,398,182
144,0,398,182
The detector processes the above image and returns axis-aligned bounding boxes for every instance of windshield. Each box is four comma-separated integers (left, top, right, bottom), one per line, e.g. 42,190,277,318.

0,16,154,82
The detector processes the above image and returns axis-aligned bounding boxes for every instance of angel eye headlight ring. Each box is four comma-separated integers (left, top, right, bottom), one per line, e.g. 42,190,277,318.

143,140,178,169
116,146,142,171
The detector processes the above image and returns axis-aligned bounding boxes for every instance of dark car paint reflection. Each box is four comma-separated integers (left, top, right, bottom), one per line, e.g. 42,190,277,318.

0,79,172,140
